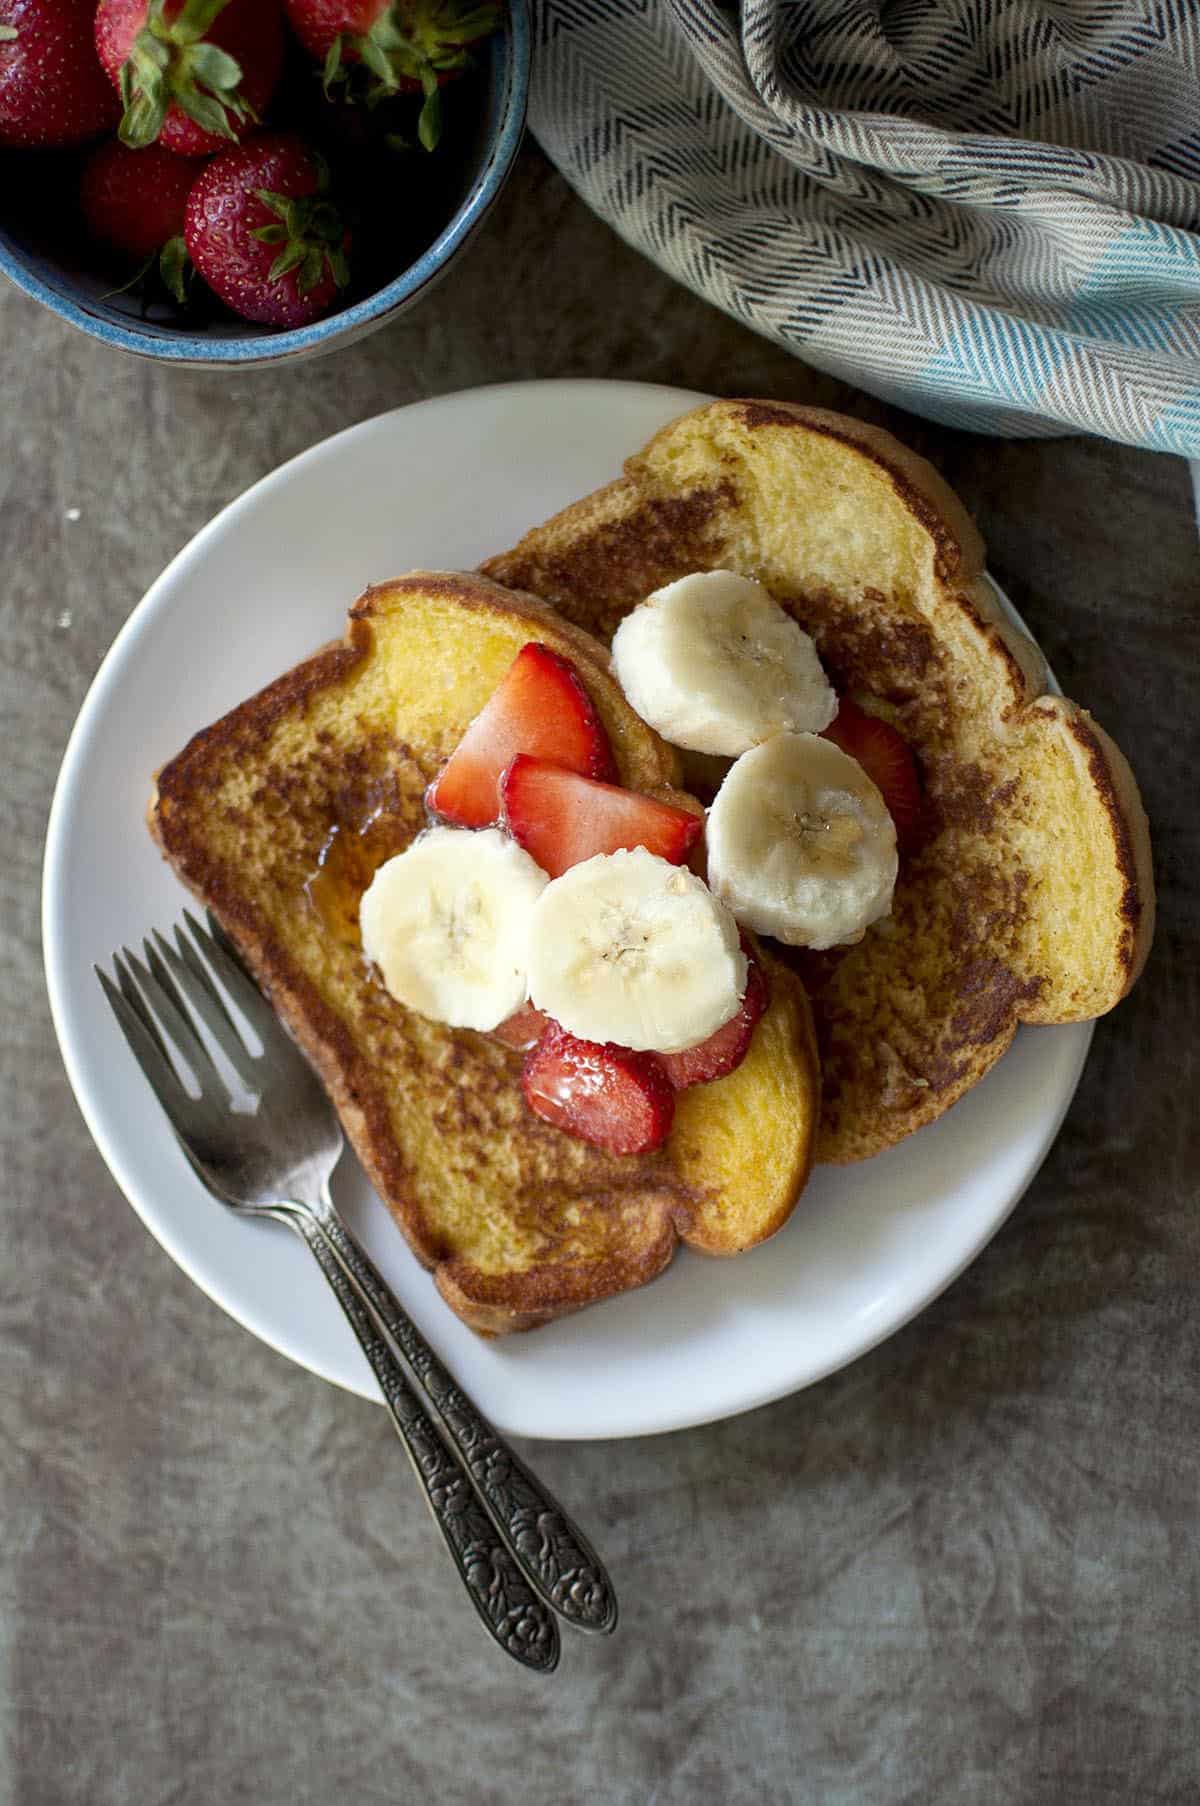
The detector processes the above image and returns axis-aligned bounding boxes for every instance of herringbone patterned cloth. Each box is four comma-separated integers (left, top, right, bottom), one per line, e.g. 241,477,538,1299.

530,0,1200,451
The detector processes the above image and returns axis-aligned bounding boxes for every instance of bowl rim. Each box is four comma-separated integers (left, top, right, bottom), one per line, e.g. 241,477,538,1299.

0,0,529,365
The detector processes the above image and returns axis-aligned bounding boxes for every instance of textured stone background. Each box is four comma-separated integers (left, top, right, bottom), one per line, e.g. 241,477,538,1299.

2,146,1197,1805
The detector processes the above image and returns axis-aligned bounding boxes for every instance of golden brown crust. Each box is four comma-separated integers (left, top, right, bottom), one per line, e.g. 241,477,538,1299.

657,401,988,586
150,570,820,1333
485,400,1154,1163
673,954,819,1250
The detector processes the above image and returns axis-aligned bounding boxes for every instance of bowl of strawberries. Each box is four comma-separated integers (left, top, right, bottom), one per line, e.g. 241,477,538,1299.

0,0,528,362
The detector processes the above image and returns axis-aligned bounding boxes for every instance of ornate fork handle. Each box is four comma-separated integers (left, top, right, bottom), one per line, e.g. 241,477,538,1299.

309,1195,618,1636
280,1206,559,1674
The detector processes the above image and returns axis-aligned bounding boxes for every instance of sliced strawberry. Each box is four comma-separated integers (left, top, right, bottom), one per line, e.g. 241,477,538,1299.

491,1000,549,1052
522,1026,674,1156
427,643,616,830
500,756,702,880
661,952,769,1090
822,697,922,845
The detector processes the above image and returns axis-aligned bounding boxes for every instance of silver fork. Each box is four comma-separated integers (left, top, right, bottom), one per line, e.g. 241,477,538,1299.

96,910,618,1674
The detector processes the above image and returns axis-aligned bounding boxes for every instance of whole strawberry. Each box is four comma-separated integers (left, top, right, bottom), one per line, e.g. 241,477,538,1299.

95,0,284,156
284,0,498,149
0,0,120,148
184,132,350,327
80,139,201,300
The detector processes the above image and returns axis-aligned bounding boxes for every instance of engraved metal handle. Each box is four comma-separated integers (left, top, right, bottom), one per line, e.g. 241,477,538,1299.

281,1206,560,1674
310,1192,618,1637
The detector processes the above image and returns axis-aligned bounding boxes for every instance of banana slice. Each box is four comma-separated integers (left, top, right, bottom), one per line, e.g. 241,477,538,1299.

611,570,836,756
360,826,548,1032
527,847,747,1053
707,734,898,950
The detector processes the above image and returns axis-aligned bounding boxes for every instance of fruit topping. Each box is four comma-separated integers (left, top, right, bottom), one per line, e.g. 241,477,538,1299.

661,948,768,1089
822,696,922,846
359,825,547,1032
500,755,702,880
526,846,746,1053
706,733,898,949
491,999,549,1051
427,641,616,829
522,1025,675,1157
611,570,836,757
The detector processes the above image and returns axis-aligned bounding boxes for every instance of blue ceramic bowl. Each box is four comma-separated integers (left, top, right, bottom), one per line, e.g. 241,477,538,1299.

0,2,528,366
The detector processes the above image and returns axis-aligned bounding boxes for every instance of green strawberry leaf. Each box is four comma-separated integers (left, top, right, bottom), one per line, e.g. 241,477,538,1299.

268,243,307,284
297,246,325,297
158,236,190,305
252,177,350,301
119,83,167,149
0,25,19,40
322,35,344,96
309,203,343,245
186,41,243,93
356,33,395,87
169,0,234,46
418,84,442,152
121,0,246,146
174,81,239,138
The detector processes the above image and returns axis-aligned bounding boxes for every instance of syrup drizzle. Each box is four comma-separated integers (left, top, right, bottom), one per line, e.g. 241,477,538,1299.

303,800,412,948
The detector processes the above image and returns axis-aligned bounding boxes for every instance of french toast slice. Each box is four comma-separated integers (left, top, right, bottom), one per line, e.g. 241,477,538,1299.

150,573,819,1334
483,401,1155,1164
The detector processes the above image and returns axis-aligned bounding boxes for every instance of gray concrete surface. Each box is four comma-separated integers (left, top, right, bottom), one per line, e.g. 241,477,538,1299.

2,145,1197,1805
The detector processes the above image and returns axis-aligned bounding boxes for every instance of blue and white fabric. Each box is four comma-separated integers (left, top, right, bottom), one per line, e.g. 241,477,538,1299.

530,1,1200,452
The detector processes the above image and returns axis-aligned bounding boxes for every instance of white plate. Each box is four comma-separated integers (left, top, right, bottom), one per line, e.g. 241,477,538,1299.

43,380,1091,1441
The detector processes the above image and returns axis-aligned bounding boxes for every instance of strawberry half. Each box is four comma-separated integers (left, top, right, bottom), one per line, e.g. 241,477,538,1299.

428,643,616,831
522,1026,675,1157
661,951,769,1090
491,1000,548,1052
500,756,702,881
822,697,922,846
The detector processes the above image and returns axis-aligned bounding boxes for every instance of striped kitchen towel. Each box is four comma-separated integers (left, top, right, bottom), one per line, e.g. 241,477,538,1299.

529,0,1200,452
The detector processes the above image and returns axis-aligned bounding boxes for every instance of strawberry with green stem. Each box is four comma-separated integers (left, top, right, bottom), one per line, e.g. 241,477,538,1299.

95,0,284,155
284,0,500,150
184,132,350,327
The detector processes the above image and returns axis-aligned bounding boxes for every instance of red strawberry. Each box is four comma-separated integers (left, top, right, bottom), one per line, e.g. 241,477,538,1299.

284,0,499,150
822,697,922,846
0,0,119,149
95,0,283,156
501,756,702,881
660,951,768,1090
491,1000,548,1052
522,1026,675,1157
428,643,616,831
184,133,350,328
80,140,201,300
